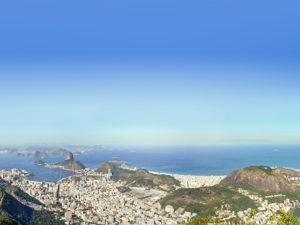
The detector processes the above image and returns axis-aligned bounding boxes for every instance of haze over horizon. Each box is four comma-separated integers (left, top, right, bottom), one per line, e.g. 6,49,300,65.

1,0,300,145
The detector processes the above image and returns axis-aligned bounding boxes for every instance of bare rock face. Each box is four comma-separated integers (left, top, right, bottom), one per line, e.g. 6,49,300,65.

65,152,74,161
221,166,296,193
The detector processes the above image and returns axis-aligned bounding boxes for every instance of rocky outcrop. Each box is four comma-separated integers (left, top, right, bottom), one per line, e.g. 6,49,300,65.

65,152,74,161
56,159,85,171
36,152,85,172
221,166,296,192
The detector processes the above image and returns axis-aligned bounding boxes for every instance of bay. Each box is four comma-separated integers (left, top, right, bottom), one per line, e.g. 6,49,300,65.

1,144,300,182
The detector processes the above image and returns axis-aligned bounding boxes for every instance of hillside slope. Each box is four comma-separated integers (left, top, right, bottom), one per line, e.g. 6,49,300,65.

0,182,64,225
160,185,256,217
221,166,296,192
160,166,300,217
97,162,180,190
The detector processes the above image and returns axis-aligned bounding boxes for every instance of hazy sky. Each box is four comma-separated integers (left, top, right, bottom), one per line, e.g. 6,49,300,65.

1,0,300,145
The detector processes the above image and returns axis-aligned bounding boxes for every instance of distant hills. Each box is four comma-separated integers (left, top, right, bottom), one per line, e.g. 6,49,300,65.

0,144,114,159
33,151,48,159
160,184,256,217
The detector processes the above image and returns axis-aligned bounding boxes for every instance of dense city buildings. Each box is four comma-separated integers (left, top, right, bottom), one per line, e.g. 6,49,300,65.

1,167,299,225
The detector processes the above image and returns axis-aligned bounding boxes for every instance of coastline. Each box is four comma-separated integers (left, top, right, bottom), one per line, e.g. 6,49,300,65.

35,161,226,187
120,166,226,188
150,170,226,188
43,163,77,172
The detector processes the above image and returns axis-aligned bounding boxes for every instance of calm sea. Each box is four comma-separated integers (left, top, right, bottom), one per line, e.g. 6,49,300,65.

1,145,300,182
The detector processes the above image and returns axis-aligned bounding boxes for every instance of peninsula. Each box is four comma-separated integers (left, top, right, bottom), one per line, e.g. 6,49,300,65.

35,152,85,172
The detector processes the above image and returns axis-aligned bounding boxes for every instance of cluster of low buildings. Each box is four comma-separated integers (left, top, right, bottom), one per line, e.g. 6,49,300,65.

172,174,225,188
0,168,33,182
215,188,300,225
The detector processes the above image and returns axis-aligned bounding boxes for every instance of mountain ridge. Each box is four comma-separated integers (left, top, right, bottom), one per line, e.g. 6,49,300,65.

221,166,296,192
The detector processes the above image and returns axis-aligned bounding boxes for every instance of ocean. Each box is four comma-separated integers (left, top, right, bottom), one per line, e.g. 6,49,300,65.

1,144,300,182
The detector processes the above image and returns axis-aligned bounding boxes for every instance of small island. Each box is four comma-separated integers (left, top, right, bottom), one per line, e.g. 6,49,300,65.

35,152,85,172
33,150,48,159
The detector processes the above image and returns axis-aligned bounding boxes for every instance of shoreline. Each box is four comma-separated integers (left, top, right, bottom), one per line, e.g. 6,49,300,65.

113,166,226,188
149,169,226,177
122,165,228,176
150,170,226,188
5,165,300,189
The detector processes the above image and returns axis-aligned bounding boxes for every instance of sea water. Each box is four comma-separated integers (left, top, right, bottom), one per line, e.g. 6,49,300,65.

1,144,300,181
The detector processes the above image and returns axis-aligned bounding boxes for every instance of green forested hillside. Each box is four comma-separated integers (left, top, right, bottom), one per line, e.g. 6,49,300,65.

160,166,300,218
97,162,180,190
160,184,257,217
0,183,64,225
0,217,18,225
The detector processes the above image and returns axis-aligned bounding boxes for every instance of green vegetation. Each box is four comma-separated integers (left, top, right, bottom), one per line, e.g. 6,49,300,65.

96,162,130,175
249,209,257,217
30,210,64,225
117,186,131,193
0,186,63,225
185,216,241,225
97,162,180,190
0,217,18,225
185,210,300,225
241,166,274,176
36,153,85,171
4,186,43,206
160,185,257,217
55,159,85,170
228,182,300,203
1,189,33,224
161,177,300,219
56,159,84,167
277,209,300,225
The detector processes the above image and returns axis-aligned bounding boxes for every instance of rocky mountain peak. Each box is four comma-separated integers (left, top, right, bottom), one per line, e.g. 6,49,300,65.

65,152,74,161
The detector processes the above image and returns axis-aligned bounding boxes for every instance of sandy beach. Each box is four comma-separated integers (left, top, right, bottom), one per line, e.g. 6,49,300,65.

150,171,226,188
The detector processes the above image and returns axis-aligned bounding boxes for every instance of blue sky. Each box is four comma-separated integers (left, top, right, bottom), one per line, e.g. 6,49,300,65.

0,0,300,145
